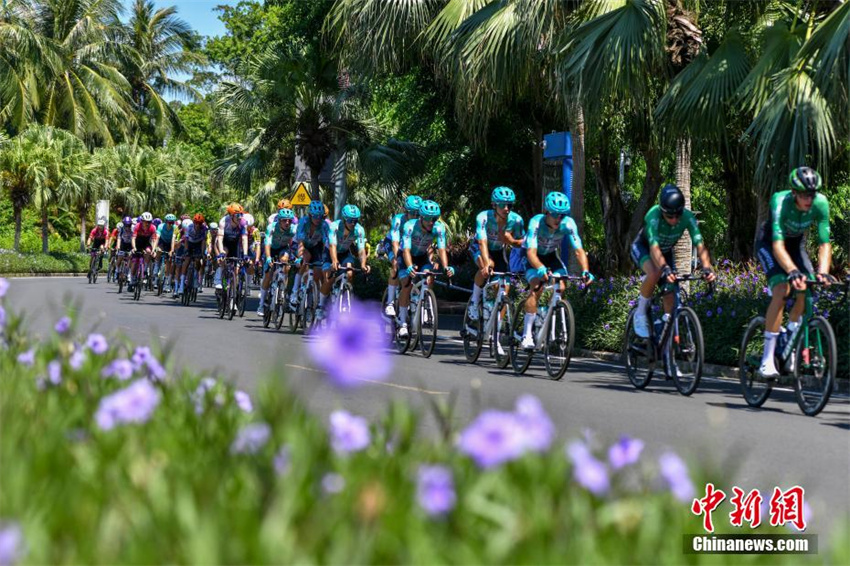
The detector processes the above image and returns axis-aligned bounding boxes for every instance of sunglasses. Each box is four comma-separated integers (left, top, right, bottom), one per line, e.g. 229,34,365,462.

795,192,815,200
549,212,566,219
495,203,513,209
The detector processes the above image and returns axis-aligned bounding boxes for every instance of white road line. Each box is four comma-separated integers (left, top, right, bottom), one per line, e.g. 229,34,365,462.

284,363,448,395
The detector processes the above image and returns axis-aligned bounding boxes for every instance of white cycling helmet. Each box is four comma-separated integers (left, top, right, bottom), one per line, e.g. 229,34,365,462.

96,219,106,227
243,213,255,227
140,212,153,222
209,222,219,230
181,219,193,230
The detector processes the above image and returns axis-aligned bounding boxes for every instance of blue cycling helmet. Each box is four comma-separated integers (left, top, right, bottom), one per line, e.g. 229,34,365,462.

419,200,441,220
152,218,162,227
277,208,295,221
342,204,361,221
491,186,516,205
122,216,132,226
308,201,324,217
544,192,571,215
404,195,423,213
164,213,177,222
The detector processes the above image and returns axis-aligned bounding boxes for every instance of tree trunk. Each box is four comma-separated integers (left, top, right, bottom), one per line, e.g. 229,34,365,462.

570,103,586,238
627,144,664,241
79,204,87,253
310,168,321,201
532,120,544,213
754,178,772,252
674,136,693,273
13,206,22,252
41,205,49,254
592,152,630,273
333,150,348,221
721,150,757,262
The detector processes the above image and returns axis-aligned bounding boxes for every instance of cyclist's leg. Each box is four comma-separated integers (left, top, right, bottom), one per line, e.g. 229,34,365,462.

469,241,490,308
756,233,793,375
630,236,661,337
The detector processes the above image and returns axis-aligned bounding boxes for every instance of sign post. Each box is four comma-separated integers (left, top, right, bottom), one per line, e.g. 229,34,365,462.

290,182,312,207
96,200,110,230
543,132,575,264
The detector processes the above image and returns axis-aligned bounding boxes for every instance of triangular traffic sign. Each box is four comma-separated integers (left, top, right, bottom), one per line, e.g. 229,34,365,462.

291,182,312,206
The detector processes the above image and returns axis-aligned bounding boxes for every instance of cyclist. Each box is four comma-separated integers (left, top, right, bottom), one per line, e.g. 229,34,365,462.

86,220,109,270
316,204,371,321
467,186,525,320
755,167,832,378
258,208,299,316
214,203,250,290
629,184,716,340
115,216,134,281
397,200,455,338
155,214,178,292
271,198,299,227
130,212,157,290
381,195,421,317
293,200,330,311
176,213,208,298
520,192,595,350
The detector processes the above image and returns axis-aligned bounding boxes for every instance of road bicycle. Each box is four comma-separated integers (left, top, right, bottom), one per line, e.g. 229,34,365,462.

461,271,520,368
217,257,246,320
203,256,215,288
87,247,104,284
181,256,200,306
153,252,171,296
319,266,365,329
289,261,323,333
129,251,147,301
116,251,130,293
262,260,296,330
623,274,710,396
508,274,580,380
739,278,846,416
395,270,458,358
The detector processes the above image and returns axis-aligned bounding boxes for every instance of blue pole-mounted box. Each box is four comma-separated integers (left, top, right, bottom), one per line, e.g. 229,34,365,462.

543,131,573,160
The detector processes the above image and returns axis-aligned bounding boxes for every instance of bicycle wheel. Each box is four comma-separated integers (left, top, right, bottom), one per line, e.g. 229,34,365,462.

543,300,575,380
275,286,287,331
418,288,438,358
133,263,143,301
510,303,533,375
117,266,125,294
289,290,302,333
493,302,512,369
793,316,836,416
462,299,484,363
217,284,226,319
338,282,353,316
237,271,247,317
92,263,99,283
227,271,237,320
738,316,772,407
623,308,653,389
303,280,318,332
670,307,703,396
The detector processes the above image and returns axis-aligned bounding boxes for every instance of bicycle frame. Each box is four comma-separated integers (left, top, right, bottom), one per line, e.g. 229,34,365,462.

528,275,579,350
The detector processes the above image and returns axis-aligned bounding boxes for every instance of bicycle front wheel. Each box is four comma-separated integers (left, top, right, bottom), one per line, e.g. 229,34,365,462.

237,273,247,317
793,316,836,416
510,303,533,375
671,306,704,396
418,288,438,358
739,316,772,408
493,302,512,369
462,299,483,363
543,300,575,380
623,308,653,389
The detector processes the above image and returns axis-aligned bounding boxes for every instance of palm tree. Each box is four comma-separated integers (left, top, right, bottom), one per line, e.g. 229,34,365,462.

0,0,45,134
122,0,206,144
0,125,47,251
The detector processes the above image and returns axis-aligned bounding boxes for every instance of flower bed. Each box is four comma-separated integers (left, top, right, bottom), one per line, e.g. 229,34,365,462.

0,281,847,564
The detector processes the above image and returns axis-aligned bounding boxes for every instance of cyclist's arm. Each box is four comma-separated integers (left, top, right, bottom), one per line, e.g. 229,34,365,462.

525,216,543,269
502,213,525,247
575,247,590,274
329,244,339,268
817,242,832,276
356,226,368,271
526,247,543,270
241,234,248,258
649,244,669,270
475,212,491,266
815,196,832,276
696,243,713,271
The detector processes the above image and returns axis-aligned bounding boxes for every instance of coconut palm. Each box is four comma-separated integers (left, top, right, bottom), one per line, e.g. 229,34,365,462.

0,0,45,134
0,125,47,250
122,0,206,143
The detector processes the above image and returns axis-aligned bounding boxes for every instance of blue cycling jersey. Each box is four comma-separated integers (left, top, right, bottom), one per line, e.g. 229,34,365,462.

388,212,414,243
524,214,583,255
401,219,447,255
326,220,366,252
156,222,176,243
475,210,524,251
265,220,298,249
296,217,330,248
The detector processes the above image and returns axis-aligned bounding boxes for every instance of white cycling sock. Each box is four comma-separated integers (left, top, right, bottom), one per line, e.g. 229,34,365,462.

399,306,409,324
524,313,536,339
387,284,398,303
259,288,266,306
214,267,222,285
761,331,778,366
471,284,483,305
636,295,650,316
787,320,800,334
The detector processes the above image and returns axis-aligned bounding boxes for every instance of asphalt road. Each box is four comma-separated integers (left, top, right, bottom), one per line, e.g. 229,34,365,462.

6,276,850,534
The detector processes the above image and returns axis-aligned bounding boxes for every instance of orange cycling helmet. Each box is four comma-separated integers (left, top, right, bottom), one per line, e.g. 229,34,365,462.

193,213,205,223
226,202,243,215
277,198,292,210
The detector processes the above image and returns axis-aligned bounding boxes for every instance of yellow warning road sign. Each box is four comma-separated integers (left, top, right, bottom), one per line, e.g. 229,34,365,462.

291,182,312,206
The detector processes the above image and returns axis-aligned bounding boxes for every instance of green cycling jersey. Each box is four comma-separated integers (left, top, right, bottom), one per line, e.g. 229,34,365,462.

643,205,703,251
768,190,830,244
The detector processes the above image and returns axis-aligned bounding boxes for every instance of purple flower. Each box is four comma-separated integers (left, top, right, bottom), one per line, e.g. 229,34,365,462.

608,436,644,470
230,422,271,455
86,334,108,355
0,522,25,566
95,379,161,431
628,300,636,307
322,473,345,495
192,377,217,414
417,465,456,516
101,359,134,381
607,298,613,305
762,286,769,295
716,306,723,315
705,310,713,317
514,395,555,452
145,357,166,381
69,348,86,370
730,310,736,318
16,349,35,367
329,410,370,454
0,278,8,299
131,346,152,370
604,323,611,331
307,300,392,387
54,316,71,335
234,390,253,413
46,360,62,385
273,445,291,476
823,310,829,319
566,441,610,495
658,452,694,502
458,410,526,469
0,306,5,329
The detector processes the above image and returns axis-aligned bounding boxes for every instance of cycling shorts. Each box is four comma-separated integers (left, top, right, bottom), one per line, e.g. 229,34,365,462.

756,222,813,290
322,248,356,272
399,252,432,280
468,240,509,274
302,244,323,266
134,236,152,252
522,252,567,284
156,238,173,253
185,240,204,259
119,240,133,253
264,247,293,273
92,238,106,249
630,234,675,272
223,237,242,259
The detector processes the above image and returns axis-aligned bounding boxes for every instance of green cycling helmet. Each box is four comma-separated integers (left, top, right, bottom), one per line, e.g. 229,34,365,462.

342,204,361,221
788,167,822,193
404,195,423,213
164,213,177,222
419,200,441,220
491,186,516,205
544,192,570,215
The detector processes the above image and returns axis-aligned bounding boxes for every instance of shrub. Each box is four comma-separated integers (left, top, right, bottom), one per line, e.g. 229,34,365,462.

0,250,90,274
